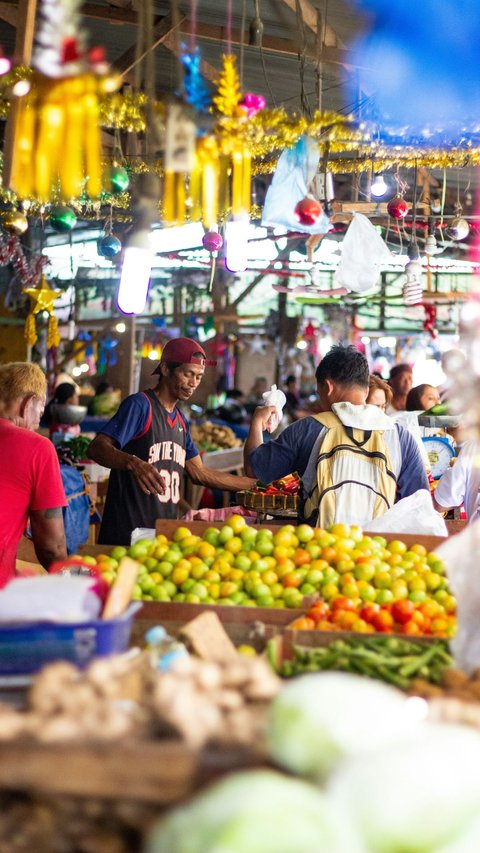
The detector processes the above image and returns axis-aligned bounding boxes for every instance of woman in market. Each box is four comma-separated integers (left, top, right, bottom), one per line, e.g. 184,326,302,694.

87,337,255,545
406,384,441,412
387,363,413,413
366,375,393,412
43,382,82,440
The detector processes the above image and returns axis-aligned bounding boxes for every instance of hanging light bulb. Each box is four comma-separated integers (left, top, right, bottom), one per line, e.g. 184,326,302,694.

225,217,249,273
370,174,388,198
249,0,264,46
117,230,153,314
425,233,437,255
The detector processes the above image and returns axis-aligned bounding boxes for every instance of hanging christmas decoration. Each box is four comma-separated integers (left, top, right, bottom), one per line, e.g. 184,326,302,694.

214,54,251,218
403,259,423,305
387,196,409,219
213,54,241,117
1,209,28,235
180,48,212,114
3,0,120,202
23,274,62,347
239,93,266,118
107,164,130,194
446,216,470,241
202,231,223,253
422,302,438,338
0,236,47,297
294,195,323,226
202,230,223,294
97,233,121,258
49,204,77,233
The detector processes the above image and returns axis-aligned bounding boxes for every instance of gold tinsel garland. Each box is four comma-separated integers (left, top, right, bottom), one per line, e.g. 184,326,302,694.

0,68,479,214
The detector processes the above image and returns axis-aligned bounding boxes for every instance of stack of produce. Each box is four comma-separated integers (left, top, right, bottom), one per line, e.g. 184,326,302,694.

0,649,280,750
189,421,242,451
270,635,453,689
83,518,456,638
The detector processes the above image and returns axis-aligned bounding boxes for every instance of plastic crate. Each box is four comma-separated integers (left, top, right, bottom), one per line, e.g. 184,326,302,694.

0,604,141,675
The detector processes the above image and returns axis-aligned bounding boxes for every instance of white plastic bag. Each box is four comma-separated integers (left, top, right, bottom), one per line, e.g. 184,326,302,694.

0,576,102,624
436,521,480,673
261,136,333,235
334,212,392,293
262,384,287,434
366,490,448,536
131,527,156,544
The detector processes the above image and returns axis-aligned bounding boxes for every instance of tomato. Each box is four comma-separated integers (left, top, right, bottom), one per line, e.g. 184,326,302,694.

307,601,330,621
293,548,311,567
283,571,303,588
359,603,380,623
372,610,394,632
289,616,315,631
331,595,356,612
401,620,421,635
391,599,415,624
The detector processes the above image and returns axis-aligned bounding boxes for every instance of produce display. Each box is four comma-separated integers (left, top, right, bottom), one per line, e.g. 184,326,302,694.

83,518,456,638
0,649,279,750
189,421,242,451
55,434,92,465
270,635,453,689
410,665,480,703
238,474,300,512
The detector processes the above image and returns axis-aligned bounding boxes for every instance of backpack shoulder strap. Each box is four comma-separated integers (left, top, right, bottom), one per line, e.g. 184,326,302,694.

312,411,342,430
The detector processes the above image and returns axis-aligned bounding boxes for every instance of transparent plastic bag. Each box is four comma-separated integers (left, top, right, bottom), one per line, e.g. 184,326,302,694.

437,522,480,673
261,136,333,235
366,490,448,536
334,213,392,293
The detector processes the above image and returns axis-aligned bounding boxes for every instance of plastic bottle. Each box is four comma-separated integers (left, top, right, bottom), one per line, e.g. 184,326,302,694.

144,625,189,672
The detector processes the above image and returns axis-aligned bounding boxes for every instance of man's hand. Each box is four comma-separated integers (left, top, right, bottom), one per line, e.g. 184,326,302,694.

251,405,279,431
126,456,166,496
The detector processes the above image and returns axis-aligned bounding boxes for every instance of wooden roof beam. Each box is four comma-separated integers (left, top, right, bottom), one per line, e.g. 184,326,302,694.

278,0,345,48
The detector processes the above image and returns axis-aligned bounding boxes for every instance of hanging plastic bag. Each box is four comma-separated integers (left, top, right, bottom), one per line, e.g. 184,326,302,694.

435,521,480,673
334,212,392,293
261,136,333,235
366,490,448,536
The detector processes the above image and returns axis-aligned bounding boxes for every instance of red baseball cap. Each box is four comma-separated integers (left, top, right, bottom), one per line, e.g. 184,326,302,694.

152,337,217,374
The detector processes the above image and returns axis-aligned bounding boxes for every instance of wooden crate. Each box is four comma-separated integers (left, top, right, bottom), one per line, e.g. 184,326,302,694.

131,600,303,649
0,738,267,804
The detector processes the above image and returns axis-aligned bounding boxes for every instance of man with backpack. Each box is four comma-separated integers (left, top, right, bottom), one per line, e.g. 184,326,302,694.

244,344,428,528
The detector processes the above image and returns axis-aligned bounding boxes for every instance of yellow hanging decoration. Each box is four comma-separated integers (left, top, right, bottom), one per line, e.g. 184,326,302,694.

213,55,252,217
24,313,37,347
23,274,62,349
3,0,120,202
47,314,61,349
213,55,241,118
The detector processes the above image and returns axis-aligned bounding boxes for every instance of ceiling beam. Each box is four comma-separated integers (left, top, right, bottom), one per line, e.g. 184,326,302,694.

185,20,359,69
113,11,186,79
278,0,344,48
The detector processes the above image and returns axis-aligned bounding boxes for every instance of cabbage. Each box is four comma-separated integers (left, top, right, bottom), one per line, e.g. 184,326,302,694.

267,672,420,780
328,723,480,853
146,769,364,853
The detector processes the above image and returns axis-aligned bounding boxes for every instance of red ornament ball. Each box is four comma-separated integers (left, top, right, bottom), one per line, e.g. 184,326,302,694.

294,196,323,226
202,231,223,253
387,196,409,219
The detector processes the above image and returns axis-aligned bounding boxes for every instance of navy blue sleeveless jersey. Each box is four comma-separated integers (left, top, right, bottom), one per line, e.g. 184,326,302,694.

98,390,192,545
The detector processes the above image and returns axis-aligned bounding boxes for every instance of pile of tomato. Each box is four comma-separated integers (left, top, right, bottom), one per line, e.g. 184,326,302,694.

290,595,456,638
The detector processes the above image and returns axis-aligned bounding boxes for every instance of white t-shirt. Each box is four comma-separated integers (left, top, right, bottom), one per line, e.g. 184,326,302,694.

434,440,480,521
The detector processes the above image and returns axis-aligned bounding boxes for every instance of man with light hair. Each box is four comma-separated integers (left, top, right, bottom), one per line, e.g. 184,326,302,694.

0,362,67,585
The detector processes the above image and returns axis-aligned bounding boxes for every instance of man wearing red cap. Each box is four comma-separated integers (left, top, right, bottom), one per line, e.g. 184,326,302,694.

87,338,255,545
